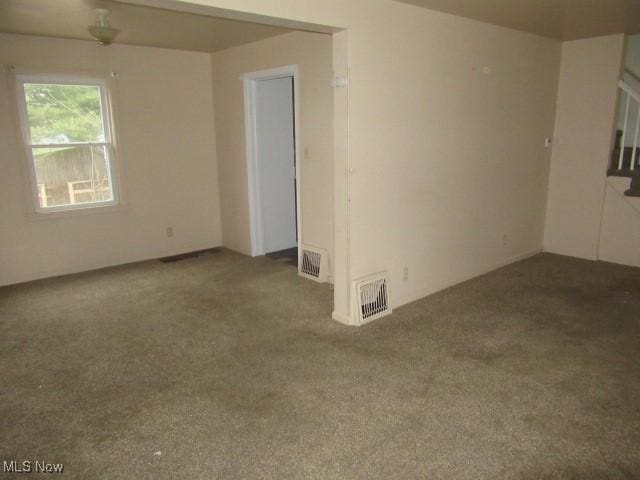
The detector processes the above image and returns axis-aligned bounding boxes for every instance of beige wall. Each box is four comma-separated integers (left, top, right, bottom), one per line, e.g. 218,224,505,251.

598,177,640,267
164,0,563,323
544,35,625,260
626,34,640,75
3,0,569,326
0,33,222,286
600,34,640,267
544,34,640,269
345,4,561,309
211,31,334,272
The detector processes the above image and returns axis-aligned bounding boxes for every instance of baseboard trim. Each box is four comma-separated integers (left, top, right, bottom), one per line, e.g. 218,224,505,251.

393,248,542,310
541,248,598,262
0,242,223,288
332,310,355,326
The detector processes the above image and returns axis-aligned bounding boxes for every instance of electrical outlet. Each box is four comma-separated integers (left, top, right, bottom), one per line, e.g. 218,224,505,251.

502,234,508,247
545,137,553,148
403,267,409,281
304,147,310,159
166,227,174,238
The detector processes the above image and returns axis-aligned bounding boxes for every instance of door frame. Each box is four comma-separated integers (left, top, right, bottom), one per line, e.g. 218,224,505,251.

242,65,301,260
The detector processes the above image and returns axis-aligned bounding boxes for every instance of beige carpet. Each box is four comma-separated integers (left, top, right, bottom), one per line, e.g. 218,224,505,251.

1,249,639,479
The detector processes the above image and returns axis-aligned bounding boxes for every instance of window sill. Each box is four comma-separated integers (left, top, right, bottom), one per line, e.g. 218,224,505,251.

26,202,131,222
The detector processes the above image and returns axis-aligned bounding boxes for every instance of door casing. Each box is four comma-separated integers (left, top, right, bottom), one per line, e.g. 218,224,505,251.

242,65,301,263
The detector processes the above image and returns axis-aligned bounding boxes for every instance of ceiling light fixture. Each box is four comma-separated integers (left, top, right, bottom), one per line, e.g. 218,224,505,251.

88,9,119,46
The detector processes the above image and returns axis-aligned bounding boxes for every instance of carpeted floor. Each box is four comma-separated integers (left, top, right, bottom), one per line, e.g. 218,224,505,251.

1,250,639,479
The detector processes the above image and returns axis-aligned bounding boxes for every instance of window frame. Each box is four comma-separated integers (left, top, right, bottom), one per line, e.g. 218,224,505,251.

15,73,120,214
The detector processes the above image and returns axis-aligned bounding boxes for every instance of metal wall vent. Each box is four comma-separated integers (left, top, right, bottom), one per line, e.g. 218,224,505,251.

354,272,392,324
299,245,328,283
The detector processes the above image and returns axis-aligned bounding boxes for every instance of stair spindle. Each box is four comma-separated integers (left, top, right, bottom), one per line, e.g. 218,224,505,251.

632,105,640,171
620,92,630,170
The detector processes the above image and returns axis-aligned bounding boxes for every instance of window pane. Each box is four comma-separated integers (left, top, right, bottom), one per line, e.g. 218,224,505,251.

33,145,113,208
24,83,106,144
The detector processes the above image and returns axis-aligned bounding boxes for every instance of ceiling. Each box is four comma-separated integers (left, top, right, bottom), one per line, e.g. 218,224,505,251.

0,0,293,52
2,0,637,51
394,0,640,40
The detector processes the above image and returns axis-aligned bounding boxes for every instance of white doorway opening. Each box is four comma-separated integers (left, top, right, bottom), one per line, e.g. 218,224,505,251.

243,65,301,259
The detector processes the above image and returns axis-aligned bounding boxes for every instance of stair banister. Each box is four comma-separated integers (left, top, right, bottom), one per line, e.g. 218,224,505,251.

633,100,640,172
617,80,640,171
624,67,640,85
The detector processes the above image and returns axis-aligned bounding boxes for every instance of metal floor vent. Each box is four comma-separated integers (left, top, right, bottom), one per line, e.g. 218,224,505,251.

299,245,328,283
354,272,392,324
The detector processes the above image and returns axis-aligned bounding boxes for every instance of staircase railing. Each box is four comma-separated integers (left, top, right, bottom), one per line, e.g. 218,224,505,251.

624,67,640,85
617,79,640,171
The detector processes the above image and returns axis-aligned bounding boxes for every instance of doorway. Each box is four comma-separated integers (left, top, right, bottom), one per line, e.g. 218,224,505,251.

243,65,301,259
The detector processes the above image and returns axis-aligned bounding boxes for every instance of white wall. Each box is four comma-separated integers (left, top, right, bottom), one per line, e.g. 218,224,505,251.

544,34,625,260
0,33,222,286
211,31,334,272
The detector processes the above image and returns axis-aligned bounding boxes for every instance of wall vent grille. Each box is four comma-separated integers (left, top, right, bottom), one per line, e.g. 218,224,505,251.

354,273,392,324
299,245,328,283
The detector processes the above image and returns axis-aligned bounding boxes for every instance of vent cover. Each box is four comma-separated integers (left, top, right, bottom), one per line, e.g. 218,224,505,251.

354,272,392,324
299,245,328,283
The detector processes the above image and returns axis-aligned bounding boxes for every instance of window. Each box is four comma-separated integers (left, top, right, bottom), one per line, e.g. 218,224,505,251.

16,75,118,212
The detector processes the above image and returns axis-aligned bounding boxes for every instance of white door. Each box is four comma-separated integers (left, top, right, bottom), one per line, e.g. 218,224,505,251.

255,76,297,253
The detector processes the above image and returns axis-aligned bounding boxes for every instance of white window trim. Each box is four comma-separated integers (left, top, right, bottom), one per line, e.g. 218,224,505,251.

15,73,120,214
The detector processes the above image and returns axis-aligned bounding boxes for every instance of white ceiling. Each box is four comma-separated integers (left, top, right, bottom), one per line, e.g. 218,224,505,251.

394,0,640,40
0,0,294,52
